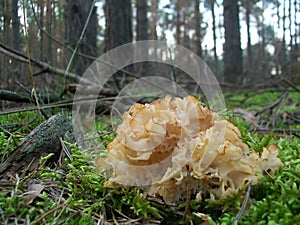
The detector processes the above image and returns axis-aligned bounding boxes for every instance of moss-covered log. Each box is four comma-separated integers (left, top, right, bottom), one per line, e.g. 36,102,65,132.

0,115,74,179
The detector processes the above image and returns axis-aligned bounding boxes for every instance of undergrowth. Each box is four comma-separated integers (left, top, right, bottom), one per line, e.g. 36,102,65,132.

0,89,299,224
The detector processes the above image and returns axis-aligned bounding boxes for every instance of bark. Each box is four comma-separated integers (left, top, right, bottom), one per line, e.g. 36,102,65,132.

281,0,287,76
104,0,132,51
210,0,218,68
245,1,252,74
136,0,148,41
135,0,149,76
223,0,243,83
46,0,52,63
294,0,299,48
175,0,181,44
194,0,202,57
182,6,190,48
261,0,266,75
104,0,132,89
0,115,74,179
1,0,11,87
0,89,60,103
150,0,158,40
288,0,292,48
39,0,44,60
11,0,20,51
64,0,97,75
10,0,21,89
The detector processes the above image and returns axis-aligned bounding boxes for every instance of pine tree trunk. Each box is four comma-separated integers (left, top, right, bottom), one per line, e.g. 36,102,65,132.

261,0,266,76
46,0,52,63
2,0,11,88
223,0,243,83
194,0,202,58
104,0,133,89
136,0,148,41
281,0,287,76
64,0,97,75
150,0,158,40
10,0,21,90
11,0,20,51
211,0,218,69
39,0,44,61
104,0,132,51
175,0,181,44
135,0,149,76
245,1,252,76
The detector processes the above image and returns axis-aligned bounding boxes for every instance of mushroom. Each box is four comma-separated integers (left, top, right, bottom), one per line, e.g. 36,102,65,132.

102,95,283,204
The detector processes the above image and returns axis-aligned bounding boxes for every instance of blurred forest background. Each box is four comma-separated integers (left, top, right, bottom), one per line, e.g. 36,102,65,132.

0,0,299,107
1,2,300,224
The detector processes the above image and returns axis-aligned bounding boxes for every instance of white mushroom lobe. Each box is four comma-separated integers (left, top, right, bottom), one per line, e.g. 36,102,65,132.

102,95,283,204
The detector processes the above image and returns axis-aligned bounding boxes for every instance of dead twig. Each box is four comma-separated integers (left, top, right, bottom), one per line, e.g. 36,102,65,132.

31,200,69,225
0,42,92,86
255,93,288,116
255,127,300,138
232,183,252,225
281,78,300,92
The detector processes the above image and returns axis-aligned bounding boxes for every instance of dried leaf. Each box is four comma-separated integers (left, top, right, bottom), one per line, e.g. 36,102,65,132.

25,183,44,205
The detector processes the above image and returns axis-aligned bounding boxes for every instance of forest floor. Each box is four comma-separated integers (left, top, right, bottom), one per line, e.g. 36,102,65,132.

0,87,299,225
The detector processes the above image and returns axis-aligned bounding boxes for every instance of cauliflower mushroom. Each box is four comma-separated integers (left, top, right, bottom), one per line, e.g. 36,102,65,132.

102,95,283,204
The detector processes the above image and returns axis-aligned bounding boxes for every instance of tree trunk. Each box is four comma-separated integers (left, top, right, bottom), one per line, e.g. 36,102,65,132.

136,0,148,41
294,0,299,48
175,0,181,44
11,0,20,51
104,0,132,89
10,0,21,90
210,0,218,69
261,0,266,76
281,0,287,76
245,1,252,76
150,0,158,40
223,0,243,83
39,0,44,61
85,2,98,57
135,0,149,76
104,0,132,51
0,115,74,179
182,6,190,48
1,0,11,88
45,0,52,63
194,0,202,57
64,0,97,75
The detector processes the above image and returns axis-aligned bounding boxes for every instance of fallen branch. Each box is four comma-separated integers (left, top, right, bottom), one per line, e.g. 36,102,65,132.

0,95,115,116
0,42,116,97
0,115,74,179
255,127,300,135
281,78,300,92
255,93,288,116
0,89,59,103
0,43,84,83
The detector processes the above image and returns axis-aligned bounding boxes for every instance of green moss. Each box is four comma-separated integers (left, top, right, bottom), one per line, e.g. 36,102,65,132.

206,136,300,224
0,89,299,224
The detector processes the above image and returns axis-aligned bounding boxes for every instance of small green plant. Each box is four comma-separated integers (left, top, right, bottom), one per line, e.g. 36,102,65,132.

65,143,162,220
205,135,300,224
0,111,44,161
0,132,16,160
0,88,299,224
